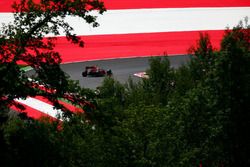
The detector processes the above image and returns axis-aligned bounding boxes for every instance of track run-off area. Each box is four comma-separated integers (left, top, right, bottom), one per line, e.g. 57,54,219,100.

1,1,250,62
1,0,250,119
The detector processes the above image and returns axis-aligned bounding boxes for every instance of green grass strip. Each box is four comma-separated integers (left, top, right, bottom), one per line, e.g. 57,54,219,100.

20,66,33,72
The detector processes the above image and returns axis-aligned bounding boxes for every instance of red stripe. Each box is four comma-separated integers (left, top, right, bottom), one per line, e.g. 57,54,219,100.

10,103,50,119
53,30,224,63
1,0,249,12
103,0,250,9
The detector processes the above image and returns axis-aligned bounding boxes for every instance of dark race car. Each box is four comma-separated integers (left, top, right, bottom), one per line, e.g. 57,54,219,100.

82,66,112,77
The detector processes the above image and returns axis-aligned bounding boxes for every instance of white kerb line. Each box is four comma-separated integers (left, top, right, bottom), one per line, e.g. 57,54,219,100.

15,97,63,119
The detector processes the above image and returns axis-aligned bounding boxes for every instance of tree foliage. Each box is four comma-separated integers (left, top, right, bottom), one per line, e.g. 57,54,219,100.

0,0,105,113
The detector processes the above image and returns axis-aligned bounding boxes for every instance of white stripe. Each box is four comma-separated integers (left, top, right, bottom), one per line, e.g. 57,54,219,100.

68,7,250,35
15,97,63,119
1,7,249,36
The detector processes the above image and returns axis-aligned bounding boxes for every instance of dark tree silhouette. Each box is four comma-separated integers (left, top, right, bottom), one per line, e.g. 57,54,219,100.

0,0,105,114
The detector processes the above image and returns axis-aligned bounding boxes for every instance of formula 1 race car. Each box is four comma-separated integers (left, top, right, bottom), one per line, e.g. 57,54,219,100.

82,66,112,77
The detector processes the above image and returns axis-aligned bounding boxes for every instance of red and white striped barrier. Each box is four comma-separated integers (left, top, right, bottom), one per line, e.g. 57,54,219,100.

1,1,250,63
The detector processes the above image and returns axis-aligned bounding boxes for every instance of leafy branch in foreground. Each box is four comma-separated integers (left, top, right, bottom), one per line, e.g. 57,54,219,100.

0,0,105,114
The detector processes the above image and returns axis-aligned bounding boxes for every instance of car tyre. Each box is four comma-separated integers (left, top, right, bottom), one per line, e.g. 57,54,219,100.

82,71,87,77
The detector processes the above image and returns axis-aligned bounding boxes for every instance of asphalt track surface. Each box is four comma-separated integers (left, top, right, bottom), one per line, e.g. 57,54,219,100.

60,55,191,90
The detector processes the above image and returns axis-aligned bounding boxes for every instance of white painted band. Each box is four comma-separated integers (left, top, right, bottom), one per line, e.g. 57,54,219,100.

15,97,63,119
1,7,250,36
